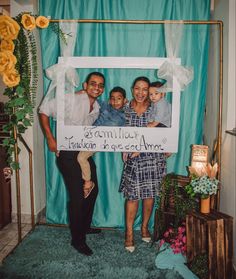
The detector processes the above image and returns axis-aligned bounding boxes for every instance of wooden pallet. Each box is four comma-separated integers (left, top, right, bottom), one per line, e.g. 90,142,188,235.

186,210,233,279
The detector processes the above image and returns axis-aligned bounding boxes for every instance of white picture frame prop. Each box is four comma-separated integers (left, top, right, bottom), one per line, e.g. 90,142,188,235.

57,56,181,153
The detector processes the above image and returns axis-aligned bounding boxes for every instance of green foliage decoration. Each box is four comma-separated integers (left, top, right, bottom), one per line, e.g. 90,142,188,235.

156,173,198,239
1,13,67,169
2,13,38,169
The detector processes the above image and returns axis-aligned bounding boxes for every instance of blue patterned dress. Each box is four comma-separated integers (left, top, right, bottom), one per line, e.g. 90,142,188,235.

119,102,166,201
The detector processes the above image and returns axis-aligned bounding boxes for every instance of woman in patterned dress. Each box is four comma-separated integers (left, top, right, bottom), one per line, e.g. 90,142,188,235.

119,76,167,252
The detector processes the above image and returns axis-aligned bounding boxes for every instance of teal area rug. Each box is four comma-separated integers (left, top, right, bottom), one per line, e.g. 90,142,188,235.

0,225,184,279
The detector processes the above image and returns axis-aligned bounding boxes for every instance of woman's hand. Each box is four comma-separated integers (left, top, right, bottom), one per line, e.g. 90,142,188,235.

165,152,172,158
122,152,128,162
131,152,140,158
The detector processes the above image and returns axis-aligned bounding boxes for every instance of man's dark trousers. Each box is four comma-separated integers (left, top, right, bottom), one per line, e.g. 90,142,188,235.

57,150,98,245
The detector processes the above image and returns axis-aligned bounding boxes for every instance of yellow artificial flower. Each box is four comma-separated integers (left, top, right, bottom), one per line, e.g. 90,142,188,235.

21,14,36,31
0,50,17,74
36,16,49,29
0,39,15,52
0,15,20,40
2,69,20,87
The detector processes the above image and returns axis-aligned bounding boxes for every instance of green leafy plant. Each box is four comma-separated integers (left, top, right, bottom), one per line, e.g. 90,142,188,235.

156,173,198,238
1,13,39,169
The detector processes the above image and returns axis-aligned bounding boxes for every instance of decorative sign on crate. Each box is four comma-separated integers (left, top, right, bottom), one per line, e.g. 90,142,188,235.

191,144,209,173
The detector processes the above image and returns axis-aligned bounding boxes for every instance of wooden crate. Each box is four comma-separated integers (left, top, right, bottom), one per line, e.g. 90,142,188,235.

186,210,233,279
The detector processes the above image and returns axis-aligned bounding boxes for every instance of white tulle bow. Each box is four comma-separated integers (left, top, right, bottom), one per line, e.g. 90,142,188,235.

158,21,194,93
42,22,79,100
45,63,79,100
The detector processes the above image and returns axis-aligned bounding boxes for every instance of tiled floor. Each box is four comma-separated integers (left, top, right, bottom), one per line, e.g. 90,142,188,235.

0,223,33,264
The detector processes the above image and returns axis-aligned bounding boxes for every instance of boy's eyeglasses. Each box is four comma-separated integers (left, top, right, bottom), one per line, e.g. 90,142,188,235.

88,82,104,89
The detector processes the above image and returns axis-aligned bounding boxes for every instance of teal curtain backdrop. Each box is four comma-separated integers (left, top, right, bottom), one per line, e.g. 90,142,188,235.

39,0,210,228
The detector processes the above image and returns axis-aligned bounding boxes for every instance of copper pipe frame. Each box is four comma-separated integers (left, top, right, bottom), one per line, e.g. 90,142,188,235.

13,128,35,244
50,19,222,25
18,134,35,229
216,21,223,209
13,19,223,237
48,18,223,179
13,124,22,243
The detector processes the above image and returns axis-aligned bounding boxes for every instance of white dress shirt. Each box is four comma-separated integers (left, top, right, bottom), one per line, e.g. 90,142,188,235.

39,93,100,126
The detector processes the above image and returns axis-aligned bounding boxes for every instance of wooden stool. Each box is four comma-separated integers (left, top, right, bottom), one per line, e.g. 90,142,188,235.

186,210,233,279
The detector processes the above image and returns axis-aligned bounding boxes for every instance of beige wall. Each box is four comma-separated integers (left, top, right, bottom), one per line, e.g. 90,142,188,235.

0,80,9,103
9,0,46,222
205,0,236,268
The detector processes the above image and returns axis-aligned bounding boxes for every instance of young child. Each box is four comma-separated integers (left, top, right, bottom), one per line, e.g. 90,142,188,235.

147,81,171,128
77,86,127,198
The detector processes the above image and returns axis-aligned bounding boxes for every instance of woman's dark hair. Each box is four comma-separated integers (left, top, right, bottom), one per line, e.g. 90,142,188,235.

132,76,150,88
85,71,105,84
109,86,126,98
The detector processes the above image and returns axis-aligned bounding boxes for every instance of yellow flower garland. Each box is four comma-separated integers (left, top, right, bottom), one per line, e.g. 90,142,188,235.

0,14,49,87
2,68,20,88
0,13,66,169
0,50,17,73
21,14,36,31
0,39,15,52
36,16,50,28
0,15,20,40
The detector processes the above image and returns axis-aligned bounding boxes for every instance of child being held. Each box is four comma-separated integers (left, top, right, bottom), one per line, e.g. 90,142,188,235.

147,81,171,128
77,86,127,198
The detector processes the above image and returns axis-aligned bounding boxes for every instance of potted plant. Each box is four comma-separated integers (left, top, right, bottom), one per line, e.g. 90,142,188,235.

186,163,219,213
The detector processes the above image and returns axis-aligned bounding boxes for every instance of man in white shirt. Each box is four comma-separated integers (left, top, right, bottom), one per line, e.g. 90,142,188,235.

39,72,105,256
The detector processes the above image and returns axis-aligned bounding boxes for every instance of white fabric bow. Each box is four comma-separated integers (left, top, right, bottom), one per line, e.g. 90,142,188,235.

158,21,194,92
42,22,79,104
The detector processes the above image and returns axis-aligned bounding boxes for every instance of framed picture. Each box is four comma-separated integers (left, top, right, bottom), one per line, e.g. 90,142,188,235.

56,56,181,153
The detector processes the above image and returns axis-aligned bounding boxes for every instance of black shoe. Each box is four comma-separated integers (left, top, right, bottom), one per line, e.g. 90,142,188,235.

71,242,93,256
86,228,101,234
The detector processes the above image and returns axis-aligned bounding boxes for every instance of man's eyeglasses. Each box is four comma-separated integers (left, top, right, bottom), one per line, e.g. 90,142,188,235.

88,82,104,89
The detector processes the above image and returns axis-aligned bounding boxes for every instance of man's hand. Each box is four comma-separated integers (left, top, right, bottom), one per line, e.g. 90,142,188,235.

47,136,57,152
39,113,58,155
